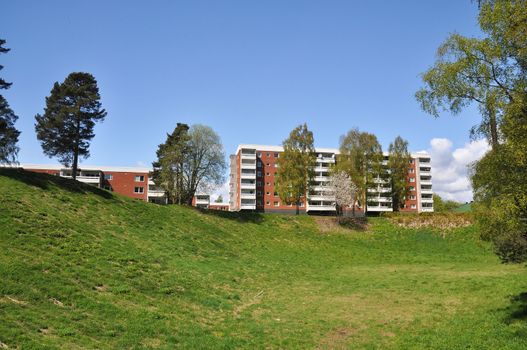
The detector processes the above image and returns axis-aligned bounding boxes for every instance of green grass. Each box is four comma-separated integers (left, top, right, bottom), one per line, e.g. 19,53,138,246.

453,202,473,213
1,169,526,349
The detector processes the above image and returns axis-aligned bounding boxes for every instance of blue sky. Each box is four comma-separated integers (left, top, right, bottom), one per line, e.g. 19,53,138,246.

3,1,485,200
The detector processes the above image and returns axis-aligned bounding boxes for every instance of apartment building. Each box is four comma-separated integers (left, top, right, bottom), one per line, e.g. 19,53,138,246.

229,144,433,214
16,164,227,209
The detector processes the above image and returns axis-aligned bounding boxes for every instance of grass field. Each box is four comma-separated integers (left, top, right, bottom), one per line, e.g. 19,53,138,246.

1,169,527,349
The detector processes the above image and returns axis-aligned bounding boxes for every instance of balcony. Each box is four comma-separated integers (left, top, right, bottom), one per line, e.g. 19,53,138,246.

307,205,336,211
314,176,330,182
308,194,335,201
148,189,165,198
421,188,433,194
240,182,256,189
367,205,393,212
421,197,433,203
420,179,432,186
317,156,335,163
241,162,256,169
240,192,256,199
241,172,256,179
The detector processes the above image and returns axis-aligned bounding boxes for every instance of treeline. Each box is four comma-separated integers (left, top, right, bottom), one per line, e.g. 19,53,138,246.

274,123,414,215
0,38,226,203
416,0,527,263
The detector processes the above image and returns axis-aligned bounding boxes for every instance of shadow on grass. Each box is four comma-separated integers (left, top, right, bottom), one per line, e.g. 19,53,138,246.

336,217,369,231
197,207,264,224
503,292,527,324
0,168,115,200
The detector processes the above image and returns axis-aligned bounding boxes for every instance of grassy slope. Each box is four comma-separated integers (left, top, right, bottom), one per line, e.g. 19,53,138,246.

453,203,473,213
1,169,526,349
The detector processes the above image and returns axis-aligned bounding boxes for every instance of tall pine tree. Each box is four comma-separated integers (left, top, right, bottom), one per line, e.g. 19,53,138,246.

0,39,20,164
35,72,106,180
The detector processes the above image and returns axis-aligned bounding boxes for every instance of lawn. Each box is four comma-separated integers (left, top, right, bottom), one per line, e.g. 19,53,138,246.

1,169,526,349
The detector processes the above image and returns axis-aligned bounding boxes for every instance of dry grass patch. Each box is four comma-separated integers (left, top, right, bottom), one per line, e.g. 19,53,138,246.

386,212,473,233
315,216,369,233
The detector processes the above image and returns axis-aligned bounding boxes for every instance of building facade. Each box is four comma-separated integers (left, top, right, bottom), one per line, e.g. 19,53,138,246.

229,144,433,214
16,164,227,209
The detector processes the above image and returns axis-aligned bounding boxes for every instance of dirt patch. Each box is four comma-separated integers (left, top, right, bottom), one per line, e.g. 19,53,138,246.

317,327,362,350
315,217,369,233
386,213,473,233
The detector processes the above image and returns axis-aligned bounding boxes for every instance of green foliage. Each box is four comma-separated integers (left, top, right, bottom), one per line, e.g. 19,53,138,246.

0,39,19,164
215,195,224,203
337,128,383,211
1,169,527,349
152,123,226,205
419,0,527,263
34,72,106,179
433,194,462,212
388,136,411,211
275,123,316,214
152,123,191,204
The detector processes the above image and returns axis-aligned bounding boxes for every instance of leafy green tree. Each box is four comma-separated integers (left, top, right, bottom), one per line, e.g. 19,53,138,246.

0,39,20,164
433,194,462,213
337,128,383,213
214,195,224,203
35,72,106,180
388,136,411,211
419,0,527,262
183,125,227,205
152,123,191,204
153,124,226,206
275,123,316,214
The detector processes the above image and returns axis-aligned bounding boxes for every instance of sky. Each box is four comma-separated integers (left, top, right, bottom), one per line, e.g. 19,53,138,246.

2,0,486,202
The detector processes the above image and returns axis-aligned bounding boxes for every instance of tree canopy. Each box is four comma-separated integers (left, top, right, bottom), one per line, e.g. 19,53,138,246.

0,39,19,164
388,136,411,211
35,72,106,180
275,123,316,214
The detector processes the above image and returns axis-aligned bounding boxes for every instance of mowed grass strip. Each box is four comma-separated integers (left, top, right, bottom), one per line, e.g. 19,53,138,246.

0,169,526,349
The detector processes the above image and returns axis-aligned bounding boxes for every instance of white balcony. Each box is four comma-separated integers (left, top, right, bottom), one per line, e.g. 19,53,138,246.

421,207,434,212
421,197,433,203
240,182,256,190
241,162,256,169
240,204,256,210
61,175,100,184
308,195,335,201
241,153,256,160
376,197,392,203
367,206,393,212
241,173,256,179
421,188,433,194
148,189,165,198
240,192,256,199
419,170,431,176
307,205,336,211
420,179,432,186
317,157,335,163
314,176,330,182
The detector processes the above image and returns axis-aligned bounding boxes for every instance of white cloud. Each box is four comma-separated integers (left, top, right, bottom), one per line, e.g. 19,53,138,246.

428,138,489,203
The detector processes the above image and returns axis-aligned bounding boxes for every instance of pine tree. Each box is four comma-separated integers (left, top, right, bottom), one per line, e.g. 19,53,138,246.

0,39,20,164
275,123,316,214
35,72,106,180
388,136,411,211
152,123,191,204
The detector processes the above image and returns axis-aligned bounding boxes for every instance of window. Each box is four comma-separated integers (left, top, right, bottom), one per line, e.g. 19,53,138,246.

410,204,417,209
409,186,415,191
257,152,261,157
104,174,113,180
257,181,262,186
288,203,293,207
409,195,416,200
257,161,262,168
274,153,279,158
409,177,415,182
134,187,144,194
274,164,279,168
274,191,278,196
257,191,262,195
299,202,304,207
266,153,270,157
266,172,270,176
408,169,414,174
266,201,270,205
409,159,414,164
274,201,279,206
266,182,271,186
266,191,270,195
266,163,270,167
135,175,144,182
257,171,262,176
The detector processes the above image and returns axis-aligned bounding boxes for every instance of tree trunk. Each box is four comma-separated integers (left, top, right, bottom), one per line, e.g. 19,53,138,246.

72,150,78,181
489,111,499,150
296,200,300,215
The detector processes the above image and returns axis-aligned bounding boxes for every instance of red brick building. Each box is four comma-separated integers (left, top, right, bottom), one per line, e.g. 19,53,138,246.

229,145,433,214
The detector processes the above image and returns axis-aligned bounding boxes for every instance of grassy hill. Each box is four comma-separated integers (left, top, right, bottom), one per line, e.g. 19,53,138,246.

453,202,473,213
1,169,527,349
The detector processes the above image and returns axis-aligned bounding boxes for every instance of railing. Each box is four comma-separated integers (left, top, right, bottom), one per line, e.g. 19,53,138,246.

307,205,335,211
